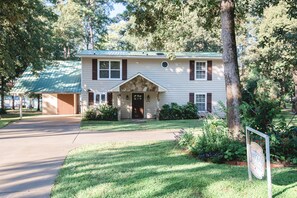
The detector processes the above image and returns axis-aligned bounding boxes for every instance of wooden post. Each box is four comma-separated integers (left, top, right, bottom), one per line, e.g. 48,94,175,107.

117,93,121,121
19,95,23,120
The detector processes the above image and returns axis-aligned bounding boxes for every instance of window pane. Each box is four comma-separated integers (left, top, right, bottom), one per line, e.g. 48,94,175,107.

100,70,109,78
196,94,205,103
111,70,120,78
95,95,100,104
99,61,109,69
111,61,120,69
196,71,205,79
101,94,106,103
196,62,206,70
197,103,205,111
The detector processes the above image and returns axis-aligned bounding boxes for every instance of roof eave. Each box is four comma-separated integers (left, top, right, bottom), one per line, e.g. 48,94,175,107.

77,54,222,60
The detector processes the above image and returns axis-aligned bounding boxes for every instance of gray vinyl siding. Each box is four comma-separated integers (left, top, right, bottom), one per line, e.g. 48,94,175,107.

81,57,226,117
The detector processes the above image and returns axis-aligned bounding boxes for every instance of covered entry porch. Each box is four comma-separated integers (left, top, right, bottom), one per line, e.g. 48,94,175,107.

109,73,167,120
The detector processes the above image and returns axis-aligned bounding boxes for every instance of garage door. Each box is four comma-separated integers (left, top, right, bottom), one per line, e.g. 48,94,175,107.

57,94,74,114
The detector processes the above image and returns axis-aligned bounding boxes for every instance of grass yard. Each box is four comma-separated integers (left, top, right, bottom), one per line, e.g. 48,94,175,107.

0,110,41,128
51,141,297,198
81,119,203,132
275,108,297,126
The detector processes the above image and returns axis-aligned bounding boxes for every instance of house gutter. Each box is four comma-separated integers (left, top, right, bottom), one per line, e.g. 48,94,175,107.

76,55,222,60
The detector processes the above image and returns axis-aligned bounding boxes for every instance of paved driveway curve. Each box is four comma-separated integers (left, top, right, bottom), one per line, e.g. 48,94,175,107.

0,116,174,198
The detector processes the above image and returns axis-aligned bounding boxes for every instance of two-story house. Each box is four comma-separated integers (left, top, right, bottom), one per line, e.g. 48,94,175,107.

78,50,226,119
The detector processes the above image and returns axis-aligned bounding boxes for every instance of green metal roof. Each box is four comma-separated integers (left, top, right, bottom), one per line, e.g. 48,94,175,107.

11,61,81,94
77,50,222,58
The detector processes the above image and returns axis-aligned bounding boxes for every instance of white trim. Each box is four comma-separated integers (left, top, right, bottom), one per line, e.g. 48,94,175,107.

109,72,167,92
94,92,107,105
78,55,222,60
194,61,207,80
195,93,207,112
97,59,122,80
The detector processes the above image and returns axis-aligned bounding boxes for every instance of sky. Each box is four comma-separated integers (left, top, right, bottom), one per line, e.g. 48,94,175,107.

110,3,126,18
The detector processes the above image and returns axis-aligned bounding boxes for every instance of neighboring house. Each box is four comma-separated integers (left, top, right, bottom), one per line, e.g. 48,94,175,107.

78,50,226,119
11,61,81,115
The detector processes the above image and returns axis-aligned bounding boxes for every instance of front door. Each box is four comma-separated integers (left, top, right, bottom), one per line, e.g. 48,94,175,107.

132,93,144,119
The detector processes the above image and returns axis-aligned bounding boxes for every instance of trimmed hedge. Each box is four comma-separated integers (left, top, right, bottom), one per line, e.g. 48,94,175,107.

159,102,199,120
84,105,118,121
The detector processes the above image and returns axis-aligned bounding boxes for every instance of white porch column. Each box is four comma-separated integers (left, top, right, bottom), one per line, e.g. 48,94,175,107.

117,93,121,121
156,92,160,120
19,94,23,120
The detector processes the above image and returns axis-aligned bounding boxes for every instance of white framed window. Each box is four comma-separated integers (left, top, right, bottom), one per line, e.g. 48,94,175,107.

98,60,121,79
94,93,107,105
195,93,206,112
195,61,207,80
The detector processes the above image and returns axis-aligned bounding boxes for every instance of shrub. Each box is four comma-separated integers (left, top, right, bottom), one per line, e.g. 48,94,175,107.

177,115,246,163
159,102,199,120
182,103,199,119
84,105,118,121
84,108,97,120
175,129,195,149
241,75,281,132
268,125,297,165
97,105,118,121
0,108,7,115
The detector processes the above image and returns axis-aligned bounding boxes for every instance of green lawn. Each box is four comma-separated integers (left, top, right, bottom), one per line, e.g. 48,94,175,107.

51,141,296,198
0,110,41,128
275,108,297,126
81,119,203,132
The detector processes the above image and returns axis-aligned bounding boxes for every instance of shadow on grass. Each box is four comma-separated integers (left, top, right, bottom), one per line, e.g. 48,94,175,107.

81,119,203,132
51,141,296,198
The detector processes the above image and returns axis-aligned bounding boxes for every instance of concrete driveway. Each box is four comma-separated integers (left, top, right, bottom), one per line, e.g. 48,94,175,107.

0,116,174,198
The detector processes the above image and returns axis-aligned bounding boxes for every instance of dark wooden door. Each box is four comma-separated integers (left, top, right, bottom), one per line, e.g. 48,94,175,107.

132,93,144,119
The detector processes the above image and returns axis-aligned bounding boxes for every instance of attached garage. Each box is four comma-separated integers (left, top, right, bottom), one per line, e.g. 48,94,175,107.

11,61,81,115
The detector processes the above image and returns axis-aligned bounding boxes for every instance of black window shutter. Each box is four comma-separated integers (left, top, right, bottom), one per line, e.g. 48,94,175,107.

207,93,212,113
189,60,195,80
207,60,212,81
92,59,98,80
122,59,127,80
107,92,113,106
89,92,94,106
189,93,194,103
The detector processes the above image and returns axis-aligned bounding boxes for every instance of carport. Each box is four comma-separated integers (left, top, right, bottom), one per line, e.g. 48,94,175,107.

10,61,81,117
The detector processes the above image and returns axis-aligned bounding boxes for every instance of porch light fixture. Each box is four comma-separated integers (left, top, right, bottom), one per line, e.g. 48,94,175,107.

146,95,150,102
126,95,129,100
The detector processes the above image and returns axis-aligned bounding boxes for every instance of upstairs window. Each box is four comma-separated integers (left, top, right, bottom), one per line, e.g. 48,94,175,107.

98,60,121,79
195,93,206,112
195,61,207,80
94,93,106,105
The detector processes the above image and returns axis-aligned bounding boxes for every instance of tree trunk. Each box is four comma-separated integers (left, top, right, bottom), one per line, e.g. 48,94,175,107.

37,94,41,111
12,95,15,110
89,23,94,50
0,76,5,110
63,46,67,59
220,0,242,139
292,70,297,113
